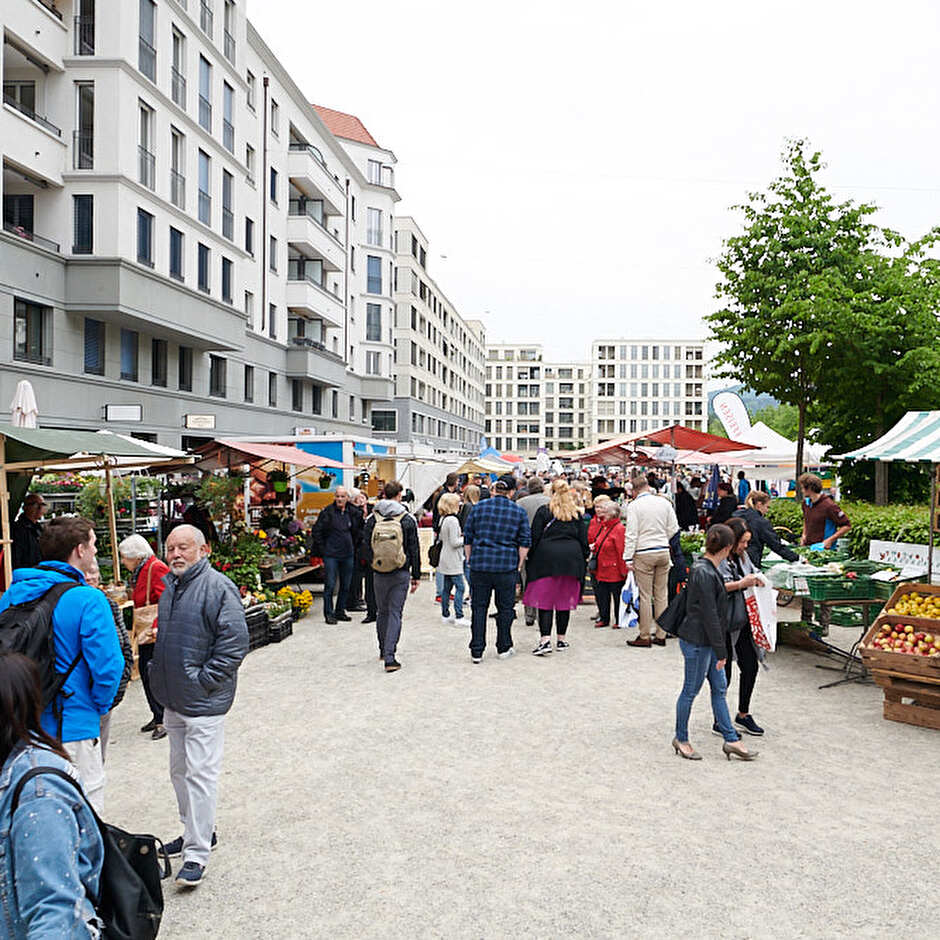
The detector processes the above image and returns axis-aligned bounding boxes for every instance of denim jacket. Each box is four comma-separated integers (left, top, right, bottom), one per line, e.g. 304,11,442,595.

0,742,103,938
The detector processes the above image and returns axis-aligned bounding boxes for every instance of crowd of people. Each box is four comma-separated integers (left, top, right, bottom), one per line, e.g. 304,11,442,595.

0,465,851,934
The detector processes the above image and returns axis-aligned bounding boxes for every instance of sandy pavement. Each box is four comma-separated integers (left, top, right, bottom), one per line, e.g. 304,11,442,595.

102,583,937,939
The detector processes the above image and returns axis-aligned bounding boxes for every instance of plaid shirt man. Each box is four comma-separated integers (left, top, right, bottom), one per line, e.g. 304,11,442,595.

464,494,531,571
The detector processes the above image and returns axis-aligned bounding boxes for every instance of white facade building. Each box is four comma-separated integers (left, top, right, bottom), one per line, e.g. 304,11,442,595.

543,362,592,452
484,343,544,456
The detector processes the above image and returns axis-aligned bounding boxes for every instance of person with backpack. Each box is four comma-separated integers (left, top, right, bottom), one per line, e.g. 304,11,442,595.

0,516,124,814
362,482,421,672
0,651,105,938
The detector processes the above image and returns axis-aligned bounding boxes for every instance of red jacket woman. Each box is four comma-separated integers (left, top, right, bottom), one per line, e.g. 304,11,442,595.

587,505,628,627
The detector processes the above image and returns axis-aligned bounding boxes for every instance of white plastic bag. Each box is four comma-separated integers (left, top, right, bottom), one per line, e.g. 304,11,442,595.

744,583,778,652
619,570,640,630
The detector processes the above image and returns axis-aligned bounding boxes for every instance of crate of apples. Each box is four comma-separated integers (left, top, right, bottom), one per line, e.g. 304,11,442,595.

869,622,940,657
886,591,940,619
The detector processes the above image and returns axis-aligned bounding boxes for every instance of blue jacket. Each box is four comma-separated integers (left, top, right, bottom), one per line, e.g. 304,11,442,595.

0,742,104,938
0,562,123,742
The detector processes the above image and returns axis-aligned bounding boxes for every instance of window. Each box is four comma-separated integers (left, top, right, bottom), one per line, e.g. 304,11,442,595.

136,209,153,265
245,143,255,183
176,345,193,391
170,127,185,208
221,257,233,302
75,0,95,54
72,195,93,254
221,170,233,239
83,317,105,375
222,83,234,152
366,256,382,294
197,243,210,292
366,207,382,246
169,227,184,279
366,351,381,375
311,385,322,415
270,99,279,136
13,300,50,365
120,328,139,381
198,56,211,131
138,0,156,81
244,290,254,329
268,303,276,339
209,355,226,397
246,70,255,109
200,0,214,38
151,338,168,386
223,0,235,62
138,102,155,188
3,194,33,236
243,364,254,402
171,28,186,108
367,159,381,184
198,150,211,224
244,217,254,255
269,235,277,272
268,371,277,407
74,82,94,168
366,303,381,342
291,379,303,412
269,166,278,204
372,410,396,432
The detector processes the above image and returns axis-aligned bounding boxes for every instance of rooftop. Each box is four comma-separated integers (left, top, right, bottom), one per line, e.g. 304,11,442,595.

312,104,379,147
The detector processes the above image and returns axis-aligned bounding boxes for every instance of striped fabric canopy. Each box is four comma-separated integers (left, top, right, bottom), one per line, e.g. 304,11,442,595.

836,411,940,463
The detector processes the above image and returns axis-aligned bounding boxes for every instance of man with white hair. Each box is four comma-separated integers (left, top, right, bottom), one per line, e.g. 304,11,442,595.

311,485,363,624
149,524,248,888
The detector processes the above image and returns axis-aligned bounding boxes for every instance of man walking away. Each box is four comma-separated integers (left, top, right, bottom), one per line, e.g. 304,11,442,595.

10,493,46,570
312,486,362,624
736,471,751,507
463,474,531,663
517,477,550,626
0,517,123,812
364,482,421,672
624,473,679,649
149,524,248,888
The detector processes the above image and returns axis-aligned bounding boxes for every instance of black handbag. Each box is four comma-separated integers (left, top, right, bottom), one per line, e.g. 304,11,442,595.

656,585,688,637
428,539,442,568
587,523,614,573
13,766,170,940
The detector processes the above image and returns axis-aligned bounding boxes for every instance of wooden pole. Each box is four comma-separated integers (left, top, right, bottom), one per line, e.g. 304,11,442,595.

104,464,122,586
929,464,937,585
0,436,13,590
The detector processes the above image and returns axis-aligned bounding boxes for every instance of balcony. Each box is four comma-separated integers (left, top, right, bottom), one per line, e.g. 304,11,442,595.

2,220,59,254
288,142,345,215
4,3,68,69
171,68,186,109
1,108,65,186
286,264,344,329
287,200,344,271
3,91,60,137
170,170,185,209
286,340,347,387
73,16,95,55
138,146,155,189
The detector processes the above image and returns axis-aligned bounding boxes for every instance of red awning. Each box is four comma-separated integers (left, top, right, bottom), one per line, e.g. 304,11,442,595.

643,425,757,454
202,440,355,470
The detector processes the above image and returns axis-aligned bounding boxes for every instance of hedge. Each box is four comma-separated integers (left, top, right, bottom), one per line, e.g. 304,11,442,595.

764,499,930,559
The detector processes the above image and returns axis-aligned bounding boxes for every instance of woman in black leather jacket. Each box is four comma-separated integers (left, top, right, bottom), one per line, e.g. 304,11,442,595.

733,490,799,569
672,524,758,762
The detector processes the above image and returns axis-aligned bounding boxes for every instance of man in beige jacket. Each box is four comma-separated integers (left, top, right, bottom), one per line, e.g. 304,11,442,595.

623,472,679,647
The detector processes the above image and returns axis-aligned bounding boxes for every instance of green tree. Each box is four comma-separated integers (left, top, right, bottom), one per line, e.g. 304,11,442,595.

752,403,800,440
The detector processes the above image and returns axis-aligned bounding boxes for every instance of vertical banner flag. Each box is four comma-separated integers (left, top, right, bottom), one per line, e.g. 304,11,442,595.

712,391,752,441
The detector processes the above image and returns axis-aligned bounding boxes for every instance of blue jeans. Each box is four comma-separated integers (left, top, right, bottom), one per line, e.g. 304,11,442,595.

469,569,516,656
675,638,740,743
441,574,465,619
322,554,354,618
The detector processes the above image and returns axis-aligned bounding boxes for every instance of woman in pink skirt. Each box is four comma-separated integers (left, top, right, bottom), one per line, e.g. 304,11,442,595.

524,479,590,655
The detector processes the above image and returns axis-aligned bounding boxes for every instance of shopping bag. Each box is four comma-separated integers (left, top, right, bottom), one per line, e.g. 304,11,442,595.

744,582,778,652
619,570,640,630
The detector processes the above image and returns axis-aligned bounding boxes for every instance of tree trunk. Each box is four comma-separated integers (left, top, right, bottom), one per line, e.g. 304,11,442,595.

795,401,806,483
874,461,888,505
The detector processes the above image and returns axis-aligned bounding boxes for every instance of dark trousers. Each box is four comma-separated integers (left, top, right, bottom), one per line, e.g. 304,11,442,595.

469,569,517,656
349,559,365,607
537,608,570,637
374,568,411,663
595,579,625,625
138,642,163,723
364,566,377,619
322,554,354,618
725,625,759,715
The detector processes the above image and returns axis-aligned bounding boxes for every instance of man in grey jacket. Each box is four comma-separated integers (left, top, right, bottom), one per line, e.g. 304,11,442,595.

149,524,248,888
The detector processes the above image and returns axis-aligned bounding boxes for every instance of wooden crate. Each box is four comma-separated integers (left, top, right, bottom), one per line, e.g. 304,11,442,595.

880,581,940,611
876,674,940,731
860,617,940,682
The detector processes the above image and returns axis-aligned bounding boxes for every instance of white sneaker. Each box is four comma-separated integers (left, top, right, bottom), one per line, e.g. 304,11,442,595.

454,617,471,627
497,648,516,660
441,614,455,625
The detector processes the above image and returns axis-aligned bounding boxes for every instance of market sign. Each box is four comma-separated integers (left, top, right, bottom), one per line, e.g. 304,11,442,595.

103,404,143,422
184,414,216,430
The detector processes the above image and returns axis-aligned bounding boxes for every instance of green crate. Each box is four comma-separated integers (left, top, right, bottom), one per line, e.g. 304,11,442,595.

871,577,919,601
829,605,865,626
806,575,877,601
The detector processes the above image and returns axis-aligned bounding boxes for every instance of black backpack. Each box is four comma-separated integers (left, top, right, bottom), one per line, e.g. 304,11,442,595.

0,571,82,733
12,765,169,940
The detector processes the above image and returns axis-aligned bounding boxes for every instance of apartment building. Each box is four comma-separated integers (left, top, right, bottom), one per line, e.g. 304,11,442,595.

484,343,544,456
592,339,707,441
0,0,389,446
543,362,592,452
369,216,485,454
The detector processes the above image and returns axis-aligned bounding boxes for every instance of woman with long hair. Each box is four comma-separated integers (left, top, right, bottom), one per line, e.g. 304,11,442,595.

0,652,105,935
733,490,800,569
672,525,758,761
523,479,589,655
437,492,470,626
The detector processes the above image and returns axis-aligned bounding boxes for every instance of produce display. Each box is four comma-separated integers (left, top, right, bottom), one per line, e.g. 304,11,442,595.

867,622,940,657
886,591,940,620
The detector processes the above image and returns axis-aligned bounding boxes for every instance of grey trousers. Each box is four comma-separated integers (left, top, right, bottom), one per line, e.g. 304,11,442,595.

374,567,411,663
165,707,226,866
65,737,105,815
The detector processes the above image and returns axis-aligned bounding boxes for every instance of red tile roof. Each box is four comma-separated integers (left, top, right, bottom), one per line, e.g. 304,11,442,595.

312,105,378,147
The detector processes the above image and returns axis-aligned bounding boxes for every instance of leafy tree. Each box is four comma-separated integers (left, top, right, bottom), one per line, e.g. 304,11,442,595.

707,415,728,438
752,403,801,440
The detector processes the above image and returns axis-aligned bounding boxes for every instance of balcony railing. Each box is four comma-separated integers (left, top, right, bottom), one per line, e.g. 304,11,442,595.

198,94,212,131
288,259,326,288
223,29,235,63
288,198,343,246
171,67,186,109
170,170,186,209
222,207,233,240
198,190,211,225
3,221,60,253
36,0,63,20
138,37,156,81
3,93,61,137
74,16,95,55
138,146,155,189
222,119,234,153
200,1,213,37
73,131,93,168
288,140,328,169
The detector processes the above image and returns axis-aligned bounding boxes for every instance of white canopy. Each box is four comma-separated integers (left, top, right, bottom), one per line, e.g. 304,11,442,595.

684,422,828,471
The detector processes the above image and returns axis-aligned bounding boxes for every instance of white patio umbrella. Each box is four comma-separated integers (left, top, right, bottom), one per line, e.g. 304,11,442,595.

10,380,38,428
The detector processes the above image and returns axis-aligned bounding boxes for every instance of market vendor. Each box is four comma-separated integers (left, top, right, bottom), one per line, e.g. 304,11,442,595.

798,473,850,549
11,493,46,569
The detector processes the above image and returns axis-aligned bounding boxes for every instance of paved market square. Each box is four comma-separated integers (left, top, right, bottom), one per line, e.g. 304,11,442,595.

104,583,937,939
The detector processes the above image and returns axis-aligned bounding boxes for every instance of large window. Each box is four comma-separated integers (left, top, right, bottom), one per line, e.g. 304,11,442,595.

198,150,211,224
221,169,233,239
72,195,93,254
83,317,105,375
171,28,186,108
151,338,167,386
200,0,214,37
268,371,277,407
366,207,382,246
170,127,185,208
366,303,381,342
120,328,139,381
291,379,303,412
169,227,184,280
269,166,278,204
222,82,234,152
136,208,153,265
138,0,156,81
311,385,322,415
366,255,382,294
138,101,155,188
178,345,193,391
243,364,254,402
244,217,254,256
366,351,381,375
13,299,50,365
198,56,212,131
197,243,210,292
209,355,226,397
221,256,233,303
223,1,235,62
74,82,94,169
371,410,397,432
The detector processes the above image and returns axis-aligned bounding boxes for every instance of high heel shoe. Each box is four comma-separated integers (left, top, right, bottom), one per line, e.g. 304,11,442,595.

671,738,702,760
723,740,759,761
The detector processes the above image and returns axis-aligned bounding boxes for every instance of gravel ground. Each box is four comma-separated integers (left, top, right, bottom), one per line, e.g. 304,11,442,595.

103,584,937,939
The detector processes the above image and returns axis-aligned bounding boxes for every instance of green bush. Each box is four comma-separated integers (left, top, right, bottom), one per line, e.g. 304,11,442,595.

764,498,929,559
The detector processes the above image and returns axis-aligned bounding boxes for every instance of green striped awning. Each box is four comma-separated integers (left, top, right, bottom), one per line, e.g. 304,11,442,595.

836,412,940,463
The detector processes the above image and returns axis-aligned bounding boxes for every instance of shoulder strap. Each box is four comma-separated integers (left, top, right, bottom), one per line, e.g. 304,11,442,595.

145,558,154,601
12,764,86,816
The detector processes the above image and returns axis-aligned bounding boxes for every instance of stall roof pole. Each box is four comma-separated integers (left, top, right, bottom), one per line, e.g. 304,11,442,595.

930,464,936,584
105,465,122,586
0,435,12,589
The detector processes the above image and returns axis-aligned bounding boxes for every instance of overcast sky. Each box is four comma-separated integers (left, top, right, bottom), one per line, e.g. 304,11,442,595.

249,0,940,362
